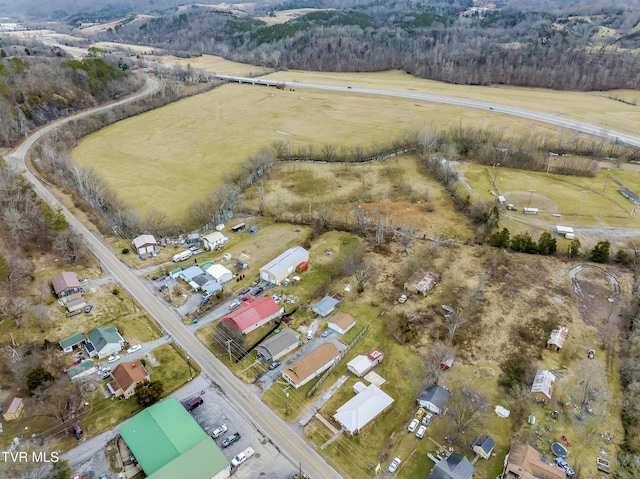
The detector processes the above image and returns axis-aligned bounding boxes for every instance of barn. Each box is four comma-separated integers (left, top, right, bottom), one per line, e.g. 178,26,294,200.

260,246,309,285
132,234,157,255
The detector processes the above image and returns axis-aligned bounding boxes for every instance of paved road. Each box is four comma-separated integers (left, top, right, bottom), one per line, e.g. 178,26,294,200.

7,82,339,479
214,74,640,148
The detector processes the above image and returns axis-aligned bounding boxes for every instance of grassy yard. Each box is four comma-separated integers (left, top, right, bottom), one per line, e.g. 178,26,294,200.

71,81,570,221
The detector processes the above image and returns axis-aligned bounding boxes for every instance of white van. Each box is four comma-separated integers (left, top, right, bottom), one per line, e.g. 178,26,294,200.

306,330,314,341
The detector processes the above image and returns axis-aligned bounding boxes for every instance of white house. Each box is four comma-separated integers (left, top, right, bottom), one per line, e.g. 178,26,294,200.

132,234,157,255
260,246,309,285
205,264,233,284
347,348,384,377
333,384,394,434
327,312,357,335
202,232,228,251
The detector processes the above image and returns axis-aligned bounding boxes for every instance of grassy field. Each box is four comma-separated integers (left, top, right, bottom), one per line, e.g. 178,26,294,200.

71,80,574,220
266,69,640,137
158,54,270,77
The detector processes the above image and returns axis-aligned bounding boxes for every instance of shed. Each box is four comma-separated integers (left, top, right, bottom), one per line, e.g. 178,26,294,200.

347,348,384,377
187,233,200,245
353,381,368,394
531,370,556,404
3,398,24,421
281,343,340,389
417,384,451,415
333,384,394,434
169,267,182,279
256,328,300,362
297,261,309,272
260,246,309,285
312,294,343,317
59,332,86,353
205,264,233,284
66,296,87,313
547,326,569,352
472,435,496,460
67,360,96,381
327,312,356,335
404,270,437,296
132,234,157,255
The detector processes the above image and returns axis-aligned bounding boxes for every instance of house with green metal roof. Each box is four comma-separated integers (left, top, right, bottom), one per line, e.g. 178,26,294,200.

119,398,230,479
59,332,86,353
86,326,124,359
66,360,96,381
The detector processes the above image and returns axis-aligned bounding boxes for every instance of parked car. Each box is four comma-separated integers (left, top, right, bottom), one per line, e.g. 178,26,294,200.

422,412,433,426
221,433,241,448
156,274,169,281
240,287,251,295
228,301,241,311
185,396,203,412
98,474,108,479
320,331,330,338
107,355,120,363
127,344,142,354
252,287,264,296
398,294,407,304
415,425,427,439
268,361,281,371
408,418,419,433
415,407,426,421
210,424,228,439
84,304,93,313
248,226,258,233
388,457,401,473
231,447,254,467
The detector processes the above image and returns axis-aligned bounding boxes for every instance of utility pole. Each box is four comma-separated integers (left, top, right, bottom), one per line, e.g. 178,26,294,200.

225,339,233,363
282,386,290,416
527,189,535,209
186,354,192,380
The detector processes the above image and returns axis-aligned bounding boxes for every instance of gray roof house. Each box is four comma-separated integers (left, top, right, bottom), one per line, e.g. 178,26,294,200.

472,435,496,460
59,333,86,353
86,326,125,359
427,452,474,479
417,384,451,415
179,265,205,282
256,328,300,362
312,294,343,317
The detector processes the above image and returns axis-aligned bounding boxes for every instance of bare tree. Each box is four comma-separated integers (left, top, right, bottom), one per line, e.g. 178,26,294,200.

423,341,456,385
0,296,31,328
33,376,81,424
53,228,86,264
3,206,33,247
444,307,467,343
445,386,487,446
343,244,375,293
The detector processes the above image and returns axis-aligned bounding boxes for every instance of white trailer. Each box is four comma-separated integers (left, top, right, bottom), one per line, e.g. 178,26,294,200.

523,207,539,215
172,250,193,262
556,226,575,237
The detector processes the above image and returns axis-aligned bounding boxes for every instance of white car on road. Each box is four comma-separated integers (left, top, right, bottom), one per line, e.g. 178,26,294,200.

127,344,142,354
107,355,120,363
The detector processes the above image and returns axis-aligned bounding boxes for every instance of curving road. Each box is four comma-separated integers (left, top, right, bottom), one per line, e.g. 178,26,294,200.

214,74,640,148
7,79,340,479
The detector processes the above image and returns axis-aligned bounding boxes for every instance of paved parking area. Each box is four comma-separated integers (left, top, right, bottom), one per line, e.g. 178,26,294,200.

178,376,298,479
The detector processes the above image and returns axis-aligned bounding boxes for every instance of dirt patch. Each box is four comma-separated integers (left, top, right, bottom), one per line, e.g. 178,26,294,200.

502,190,559,213
570,264,625,330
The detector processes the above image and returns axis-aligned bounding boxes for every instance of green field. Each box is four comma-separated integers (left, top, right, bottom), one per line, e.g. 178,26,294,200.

72,81,575,221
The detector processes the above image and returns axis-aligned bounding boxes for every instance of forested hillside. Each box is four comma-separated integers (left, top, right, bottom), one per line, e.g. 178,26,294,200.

92,0,640,91
0,41,142,147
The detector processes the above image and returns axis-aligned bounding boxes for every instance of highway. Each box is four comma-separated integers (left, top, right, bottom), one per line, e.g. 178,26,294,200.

214,74,640,149
6,79,340,479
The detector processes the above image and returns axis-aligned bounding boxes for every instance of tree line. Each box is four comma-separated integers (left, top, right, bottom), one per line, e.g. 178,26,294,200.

92,1,640,91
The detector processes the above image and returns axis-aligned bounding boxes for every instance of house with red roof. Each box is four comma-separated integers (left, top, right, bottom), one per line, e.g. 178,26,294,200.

221,297,284,335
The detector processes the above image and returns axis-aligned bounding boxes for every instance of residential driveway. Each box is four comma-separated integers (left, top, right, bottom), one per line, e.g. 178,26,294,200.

66,375,300,479
92,335,171,371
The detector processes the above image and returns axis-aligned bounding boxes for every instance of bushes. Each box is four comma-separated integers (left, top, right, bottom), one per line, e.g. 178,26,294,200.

590,240,611,263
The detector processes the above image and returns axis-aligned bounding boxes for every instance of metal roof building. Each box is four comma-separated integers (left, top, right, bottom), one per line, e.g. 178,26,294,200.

119,398,230,479
260,246,309,285
333,384,394,434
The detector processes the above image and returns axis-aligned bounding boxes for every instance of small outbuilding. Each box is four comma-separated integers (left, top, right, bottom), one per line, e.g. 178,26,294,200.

327,312,357,335
66,296,87,313
67,360,96,381
312,294,343,317
3,398,24,421
531,370,556,404
59,332,86,353
132,234,157,255
333,384,394,434
404,270,437,296
347,348,384,377
417,384,451,415
472,435,496,460
260,246,309,285
547,326,569,352
256,328,300,363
